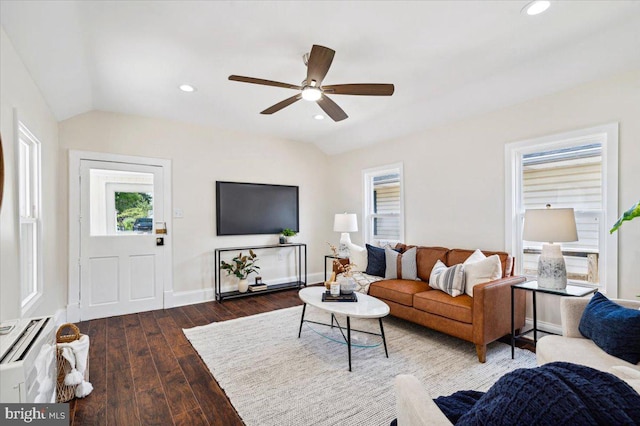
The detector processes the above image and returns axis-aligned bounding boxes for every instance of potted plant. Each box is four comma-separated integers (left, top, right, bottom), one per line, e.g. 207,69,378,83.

220,250,260,293
281,228,297,244
609,200,640,233
610,200,640,298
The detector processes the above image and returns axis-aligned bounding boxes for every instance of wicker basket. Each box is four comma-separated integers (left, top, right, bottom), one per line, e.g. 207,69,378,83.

55,323,90,403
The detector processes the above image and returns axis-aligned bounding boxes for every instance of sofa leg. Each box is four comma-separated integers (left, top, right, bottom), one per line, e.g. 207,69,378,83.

475,344,487,363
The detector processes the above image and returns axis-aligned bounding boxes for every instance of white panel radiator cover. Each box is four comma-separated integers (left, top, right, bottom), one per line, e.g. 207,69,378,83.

0,316,56,403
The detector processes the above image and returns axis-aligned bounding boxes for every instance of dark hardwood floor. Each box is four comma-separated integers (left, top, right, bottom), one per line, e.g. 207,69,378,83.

70,289,304,426
69,288,535,425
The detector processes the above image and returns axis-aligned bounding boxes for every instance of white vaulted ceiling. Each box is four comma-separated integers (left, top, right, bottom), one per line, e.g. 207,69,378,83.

1,1,639,154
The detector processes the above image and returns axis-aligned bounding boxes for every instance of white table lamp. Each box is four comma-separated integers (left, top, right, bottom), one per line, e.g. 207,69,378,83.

523,205,578,289
334,213,358,257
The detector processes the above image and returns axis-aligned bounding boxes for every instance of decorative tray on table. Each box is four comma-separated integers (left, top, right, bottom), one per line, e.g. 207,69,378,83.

322,291,358,302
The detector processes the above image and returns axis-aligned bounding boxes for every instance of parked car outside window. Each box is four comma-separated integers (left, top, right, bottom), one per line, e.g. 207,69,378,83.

133,218,153,232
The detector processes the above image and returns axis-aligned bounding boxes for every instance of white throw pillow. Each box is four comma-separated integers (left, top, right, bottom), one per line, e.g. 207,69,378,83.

429,260,466,297
463,253,502,297
465,249,486,264
347,242,367,272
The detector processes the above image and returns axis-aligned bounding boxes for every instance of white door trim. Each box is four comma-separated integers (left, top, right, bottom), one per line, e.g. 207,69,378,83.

68,150,173,322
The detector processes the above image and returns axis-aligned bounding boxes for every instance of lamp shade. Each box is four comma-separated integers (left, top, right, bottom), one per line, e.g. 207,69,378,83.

333,213,358,233
523,207,578,243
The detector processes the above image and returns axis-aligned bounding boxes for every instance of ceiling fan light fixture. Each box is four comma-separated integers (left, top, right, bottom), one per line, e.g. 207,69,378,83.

179,84,196,92
313,114,324,120
522,0,551,16
301,86,322,101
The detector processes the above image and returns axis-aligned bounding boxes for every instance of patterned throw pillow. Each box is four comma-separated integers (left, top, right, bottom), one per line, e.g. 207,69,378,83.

349,271,384,294
429,260,466,297
385,247,418,280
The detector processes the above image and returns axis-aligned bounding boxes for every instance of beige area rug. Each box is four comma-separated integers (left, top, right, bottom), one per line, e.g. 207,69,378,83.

183,305,536,426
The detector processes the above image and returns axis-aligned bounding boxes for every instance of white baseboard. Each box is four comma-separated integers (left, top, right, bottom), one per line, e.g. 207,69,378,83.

307,272,323,285
171,288,215,308
66,304,80,323
524,317,562,335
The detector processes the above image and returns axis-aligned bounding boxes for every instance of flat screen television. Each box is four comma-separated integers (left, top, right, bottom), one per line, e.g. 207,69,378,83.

216,181,299,236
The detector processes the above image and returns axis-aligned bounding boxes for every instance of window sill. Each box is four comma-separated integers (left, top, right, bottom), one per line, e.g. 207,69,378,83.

21,292,43,318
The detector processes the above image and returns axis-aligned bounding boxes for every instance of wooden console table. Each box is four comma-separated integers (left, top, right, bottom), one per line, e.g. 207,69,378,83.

214,243,307,301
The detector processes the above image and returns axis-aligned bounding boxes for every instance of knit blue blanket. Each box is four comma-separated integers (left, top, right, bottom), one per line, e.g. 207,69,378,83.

434,362,640,425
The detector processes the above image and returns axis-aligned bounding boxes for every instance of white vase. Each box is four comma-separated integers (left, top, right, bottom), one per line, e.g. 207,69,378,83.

238,278,249,293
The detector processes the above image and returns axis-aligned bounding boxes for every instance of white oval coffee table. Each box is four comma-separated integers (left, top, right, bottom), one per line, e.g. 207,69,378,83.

298,286,390,371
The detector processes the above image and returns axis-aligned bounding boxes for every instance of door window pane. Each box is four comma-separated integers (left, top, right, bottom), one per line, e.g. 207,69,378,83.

89,169,154,235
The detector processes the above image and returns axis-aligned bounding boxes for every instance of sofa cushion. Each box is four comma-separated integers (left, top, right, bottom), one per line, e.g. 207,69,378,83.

368,279,430,307
578,292,640,365
447,249,510,278
385,247,418,280
429,260,466,297
414,290,473,324
537,335,640,371
416,247,449,282
463,253,502,297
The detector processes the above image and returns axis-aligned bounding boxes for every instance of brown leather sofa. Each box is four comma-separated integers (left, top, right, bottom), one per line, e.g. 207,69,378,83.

368,244,526,363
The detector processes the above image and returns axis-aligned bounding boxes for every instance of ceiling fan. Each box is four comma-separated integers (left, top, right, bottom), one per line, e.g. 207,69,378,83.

229,44,394,122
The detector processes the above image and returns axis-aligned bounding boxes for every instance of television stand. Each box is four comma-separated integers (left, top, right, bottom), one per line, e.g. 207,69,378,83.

214,243,307,301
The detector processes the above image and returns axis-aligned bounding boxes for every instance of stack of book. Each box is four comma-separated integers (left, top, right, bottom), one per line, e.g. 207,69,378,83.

248,283,268,292
322,291,358,302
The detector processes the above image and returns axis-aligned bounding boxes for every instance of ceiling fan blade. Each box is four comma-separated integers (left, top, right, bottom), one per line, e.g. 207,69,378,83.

316,95,348,122
229,75,302,90
306,45,335,87
260,94,303,115
322,84,395,96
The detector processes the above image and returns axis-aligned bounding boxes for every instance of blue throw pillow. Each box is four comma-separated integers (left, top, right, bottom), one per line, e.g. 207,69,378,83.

578,292,640,364
365,244,386,277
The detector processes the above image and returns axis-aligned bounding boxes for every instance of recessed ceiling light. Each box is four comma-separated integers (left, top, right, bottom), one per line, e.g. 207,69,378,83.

313,114,324,120
179,84,196,92
522,0,551,16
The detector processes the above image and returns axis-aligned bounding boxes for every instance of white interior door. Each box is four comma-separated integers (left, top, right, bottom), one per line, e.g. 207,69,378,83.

79,159,165,320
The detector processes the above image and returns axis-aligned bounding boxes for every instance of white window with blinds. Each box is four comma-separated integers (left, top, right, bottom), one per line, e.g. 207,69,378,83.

505,124,618,296
18,121,43,312
363,163,404,245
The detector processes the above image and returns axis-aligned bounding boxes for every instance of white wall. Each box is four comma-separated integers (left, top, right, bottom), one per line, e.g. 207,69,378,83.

2,17,637,325
328,70,640,324
0,28,62,321
59,111,332,306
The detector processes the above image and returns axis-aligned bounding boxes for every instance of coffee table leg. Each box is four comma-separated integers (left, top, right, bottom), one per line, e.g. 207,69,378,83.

347,316,352,372
298,303,307,338
379,318,388,358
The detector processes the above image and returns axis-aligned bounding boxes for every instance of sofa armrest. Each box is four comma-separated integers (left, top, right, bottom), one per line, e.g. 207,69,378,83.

472,276,527,345
561,296,640,337
560,297,591,337
395,375,452,426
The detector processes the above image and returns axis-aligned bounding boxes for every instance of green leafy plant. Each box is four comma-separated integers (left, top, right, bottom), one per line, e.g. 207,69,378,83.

281,228,297,237
609,200,640,234
220,250,260,280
